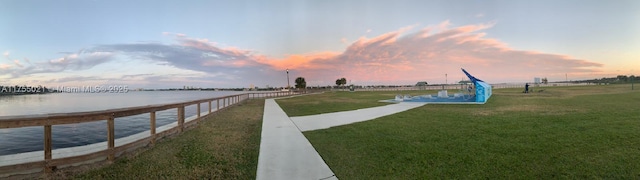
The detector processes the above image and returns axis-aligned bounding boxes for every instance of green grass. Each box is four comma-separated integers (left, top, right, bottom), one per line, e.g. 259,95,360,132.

68,100,264,179
277,90,440,116
280,85,640,178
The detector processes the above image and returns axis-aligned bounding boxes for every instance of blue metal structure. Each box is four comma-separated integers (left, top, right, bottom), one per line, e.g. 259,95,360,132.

461,68,492,103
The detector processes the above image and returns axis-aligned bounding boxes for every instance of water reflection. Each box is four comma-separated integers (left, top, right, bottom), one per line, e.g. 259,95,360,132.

0,91,244,155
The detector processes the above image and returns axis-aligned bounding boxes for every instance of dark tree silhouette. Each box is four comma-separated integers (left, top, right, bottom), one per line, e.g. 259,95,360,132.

295,77,306,89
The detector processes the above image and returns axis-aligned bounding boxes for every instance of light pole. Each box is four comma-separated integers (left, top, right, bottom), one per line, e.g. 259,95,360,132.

286,69,290,90
445,73,448,84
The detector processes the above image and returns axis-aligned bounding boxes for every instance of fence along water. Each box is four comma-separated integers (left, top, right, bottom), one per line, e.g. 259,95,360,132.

0,91,297,178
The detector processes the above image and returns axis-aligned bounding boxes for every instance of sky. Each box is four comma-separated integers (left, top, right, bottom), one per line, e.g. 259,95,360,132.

1,0,639,88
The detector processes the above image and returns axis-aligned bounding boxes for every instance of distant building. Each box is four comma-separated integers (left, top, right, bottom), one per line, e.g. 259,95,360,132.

534,77,541,84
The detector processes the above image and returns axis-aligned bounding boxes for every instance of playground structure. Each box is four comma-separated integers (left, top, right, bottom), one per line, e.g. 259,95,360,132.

383,68,493,104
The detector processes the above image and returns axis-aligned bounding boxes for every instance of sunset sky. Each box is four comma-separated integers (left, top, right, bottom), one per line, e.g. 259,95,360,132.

1,0,639,88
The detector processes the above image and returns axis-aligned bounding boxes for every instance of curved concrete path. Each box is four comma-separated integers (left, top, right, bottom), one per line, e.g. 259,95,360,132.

256,99,424,180
290,103,425,132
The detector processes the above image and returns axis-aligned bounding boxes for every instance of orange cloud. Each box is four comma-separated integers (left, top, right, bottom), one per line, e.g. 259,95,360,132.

260,52,340,70
10,22,604,87
122,22,606,85
255,21,602,84
0,64,11,69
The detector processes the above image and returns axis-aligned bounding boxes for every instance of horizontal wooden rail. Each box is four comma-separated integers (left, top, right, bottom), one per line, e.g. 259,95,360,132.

0,91,301,178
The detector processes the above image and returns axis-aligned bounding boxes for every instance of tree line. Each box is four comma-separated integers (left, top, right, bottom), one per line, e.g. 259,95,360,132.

292,77,350,90
562,75,636,84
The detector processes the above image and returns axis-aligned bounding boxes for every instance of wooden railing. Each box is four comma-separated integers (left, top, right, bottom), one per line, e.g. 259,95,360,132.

0,91,298,178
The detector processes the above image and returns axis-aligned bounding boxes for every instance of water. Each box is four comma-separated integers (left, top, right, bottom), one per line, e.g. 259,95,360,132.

0,91,246,155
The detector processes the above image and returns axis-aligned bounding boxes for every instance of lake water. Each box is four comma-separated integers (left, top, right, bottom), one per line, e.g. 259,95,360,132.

0,91,247,156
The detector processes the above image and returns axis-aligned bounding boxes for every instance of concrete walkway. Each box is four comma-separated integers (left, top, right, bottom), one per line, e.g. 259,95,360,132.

291,103,425,132
256,99,425,179
256,99,337,180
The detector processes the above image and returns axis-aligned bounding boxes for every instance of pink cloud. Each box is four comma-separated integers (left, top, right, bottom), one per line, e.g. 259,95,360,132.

0,64,11,70
258,21,603,85
260,52,340,70
6,22,605,87
13,60,23,67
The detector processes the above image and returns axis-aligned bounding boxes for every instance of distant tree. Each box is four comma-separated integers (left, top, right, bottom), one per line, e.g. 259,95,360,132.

617,75,628,82
542,77,548,84
295,77,306,89
335,78,347,88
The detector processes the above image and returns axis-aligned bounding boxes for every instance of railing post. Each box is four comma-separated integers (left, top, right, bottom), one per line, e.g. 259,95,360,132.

178,105,185,132
197,103,201,121
223,98,226,109
217,99,220,111
44,125,52,174
208,101,212,113
150,111,156,145
107,114,115,162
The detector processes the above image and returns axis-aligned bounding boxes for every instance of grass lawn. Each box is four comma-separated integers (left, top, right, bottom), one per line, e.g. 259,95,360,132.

69,99,264,179
277,90,439,116
280,85,640,178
